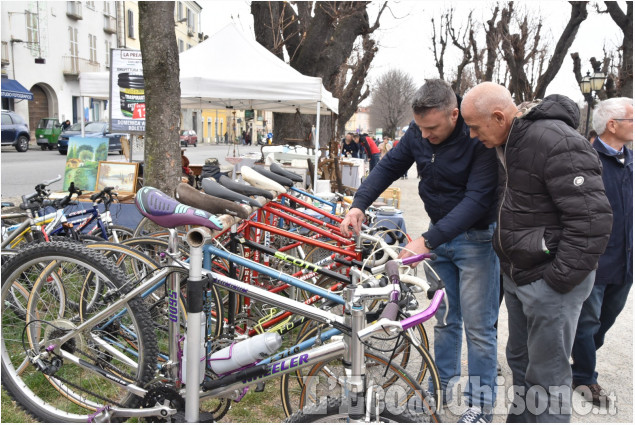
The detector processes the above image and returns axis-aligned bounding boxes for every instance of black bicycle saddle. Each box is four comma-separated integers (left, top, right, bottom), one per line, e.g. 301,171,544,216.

201,177,262,208
252,165,294,187
218,175,274,200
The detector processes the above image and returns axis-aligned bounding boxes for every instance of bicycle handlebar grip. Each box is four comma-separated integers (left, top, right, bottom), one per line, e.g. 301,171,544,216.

401,253,437,266
379,301,399,321
42,175,62,186
385,260,400,285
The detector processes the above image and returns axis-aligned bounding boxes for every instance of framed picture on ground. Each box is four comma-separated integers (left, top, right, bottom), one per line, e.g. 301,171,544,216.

95,161,139,194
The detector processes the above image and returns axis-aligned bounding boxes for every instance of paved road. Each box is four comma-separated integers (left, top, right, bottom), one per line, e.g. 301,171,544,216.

1,142,263,200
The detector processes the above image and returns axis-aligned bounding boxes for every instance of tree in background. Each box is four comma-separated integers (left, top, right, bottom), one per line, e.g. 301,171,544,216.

571,1,632,100
369,69,416,138
251,1,387,149
431,2,589,102
139,1,181,194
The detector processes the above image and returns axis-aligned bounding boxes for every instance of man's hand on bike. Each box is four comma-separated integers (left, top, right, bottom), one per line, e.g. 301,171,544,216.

340,207,365,237
398,236,431,268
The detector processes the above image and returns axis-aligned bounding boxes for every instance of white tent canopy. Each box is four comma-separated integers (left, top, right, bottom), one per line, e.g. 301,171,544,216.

79,24,338,115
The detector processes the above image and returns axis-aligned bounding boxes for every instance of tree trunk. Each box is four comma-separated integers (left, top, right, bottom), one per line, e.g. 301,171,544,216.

139,2,181,195
605,1,633,97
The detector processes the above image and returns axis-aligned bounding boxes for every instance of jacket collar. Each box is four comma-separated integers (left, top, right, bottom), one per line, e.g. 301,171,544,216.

593,138,633,166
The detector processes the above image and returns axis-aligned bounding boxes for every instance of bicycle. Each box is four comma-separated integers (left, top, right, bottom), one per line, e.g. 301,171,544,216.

1,186,446,422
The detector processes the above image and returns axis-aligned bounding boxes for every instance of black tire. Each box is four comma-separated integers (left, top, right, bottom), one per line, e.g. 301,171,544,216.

59,149,67,155
1,241,158,422
15,136,29,152
284,382,438,423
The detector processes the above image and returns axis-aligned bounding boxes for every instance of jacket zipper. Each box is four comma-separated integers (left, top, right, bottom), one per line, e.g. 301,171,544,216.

497,120,516,282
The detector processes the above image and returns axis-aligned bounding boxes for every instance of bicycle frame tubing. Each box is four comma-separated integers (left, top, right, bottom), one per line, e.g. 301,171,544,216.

260,202,343,236
287,186,337,214
1,211,56,249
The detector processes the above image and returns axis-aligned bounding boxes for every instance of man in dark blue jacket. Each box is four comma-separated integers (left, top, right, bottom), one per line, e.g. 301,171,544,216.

340,79,500,423
571,97,633,406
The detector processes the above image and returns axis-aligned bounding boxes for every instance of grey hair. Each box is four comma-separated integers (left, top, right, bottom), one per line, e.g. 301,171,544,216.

592,97,633,135
411,79,457,115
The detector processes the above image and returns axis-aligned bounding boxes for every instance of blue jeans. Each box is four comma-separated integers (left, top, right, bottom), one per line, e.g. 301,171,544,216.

369,153,380,172
427,223,500,409
571,281,633,385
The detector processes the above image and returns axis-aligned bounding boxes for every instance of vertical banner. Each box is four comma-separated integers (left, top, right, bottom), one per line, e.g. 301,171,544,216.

110,49,146,133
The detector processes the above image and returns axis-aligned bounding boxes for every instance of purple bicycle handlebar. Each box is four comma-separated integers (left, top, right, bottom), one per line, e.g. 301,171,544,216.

401,252,437,266
400,289,445,330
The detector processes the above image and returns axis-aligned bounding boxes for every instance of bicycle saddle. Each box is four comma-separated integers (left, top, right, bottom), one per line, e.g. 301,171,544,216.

218,175,274,200
269,162,304,183
201,177,262,208
252,165,294,187
135,186,224,230
241,166,286,194
175,183,251,219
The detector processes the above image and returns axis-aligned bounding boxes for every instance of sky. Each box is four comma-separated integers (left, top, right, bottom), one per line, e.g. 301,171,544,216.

199,1,625,105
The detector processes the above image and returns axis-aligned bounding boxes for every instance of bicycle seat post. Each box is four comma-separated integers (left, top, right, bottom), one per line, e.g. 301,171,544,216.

343,285,366,421
183,227,213,422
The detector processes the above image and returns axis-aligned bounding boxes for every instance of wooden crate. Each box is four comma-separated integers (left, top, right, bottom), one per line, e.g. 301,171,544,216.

378,187,401,208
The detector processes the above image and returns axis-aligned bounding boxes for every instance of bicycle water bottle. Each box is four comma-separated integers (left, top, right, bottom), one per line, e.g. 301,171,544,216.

209,332,282,375
181,316,206,385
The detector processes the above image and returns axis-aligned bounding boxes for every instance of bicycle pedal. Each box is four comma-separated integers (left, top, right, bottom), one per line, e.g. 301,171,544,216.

254,382,266,392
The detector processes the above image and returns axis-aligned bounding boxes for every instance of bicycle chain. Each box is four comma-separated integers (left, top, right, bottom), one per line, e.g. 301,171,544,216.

39,345,139,409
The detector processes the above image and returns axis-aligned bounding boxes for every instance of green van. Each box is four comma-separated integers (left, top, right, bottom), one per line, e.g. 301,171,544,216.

35,118,62,150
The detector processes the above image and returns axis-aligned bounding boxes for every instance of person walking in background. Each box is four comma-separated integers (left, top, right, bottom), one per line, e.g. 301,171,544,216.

341,132,359,158
341,79,500,423
353,133,381,172
461,82,612,422
571,97,633,407
61,119,71,130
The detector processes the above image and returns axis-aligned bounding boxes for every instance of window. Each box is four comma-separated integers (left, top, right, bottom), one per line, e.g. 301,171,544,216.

177,2,183,21
89,34,97,63
187,43,191,50
69,26,78,57
186,8,195,31
104,1,113,16
86,1,95,10
105,40,111,67
127,9,135,39
178,39,184,53
26,11,39,44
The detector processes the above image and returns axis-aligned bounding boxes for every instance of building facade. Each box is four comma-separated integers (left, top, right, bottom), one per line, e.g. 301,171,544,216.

1,1,203,140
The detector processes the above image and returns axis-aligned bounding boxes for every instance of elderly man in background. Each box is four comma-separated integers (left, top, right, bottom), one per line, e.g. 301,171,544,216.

461,82,612,422
571,97,633,407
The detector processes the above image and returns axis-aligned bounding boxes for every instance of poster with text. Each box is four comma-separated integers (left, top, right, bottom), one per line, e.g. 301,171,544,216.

110,49,146,133
63,137,109,192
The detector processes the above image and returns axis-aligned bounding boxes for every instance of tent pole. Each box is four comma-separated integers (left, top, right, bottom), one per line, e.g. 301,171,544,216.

314,101,321,193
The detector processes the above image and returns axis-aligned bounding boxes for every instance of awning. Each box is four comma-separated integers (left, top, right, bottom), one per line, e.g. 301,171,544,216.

1,79,33,100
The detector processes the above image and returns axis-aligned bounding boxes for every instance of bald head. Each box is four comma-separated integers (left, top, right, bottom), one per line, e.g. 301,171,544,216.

461,82,518,148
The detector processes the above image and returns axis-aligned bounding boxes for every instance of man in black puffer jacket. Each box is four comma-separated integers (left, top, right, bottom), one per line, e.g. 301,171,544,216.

462,82,612,423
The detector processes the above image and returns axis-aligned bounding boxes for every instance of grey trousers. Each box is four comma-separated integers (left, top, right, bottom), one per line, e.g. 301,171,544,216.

504,272,595,423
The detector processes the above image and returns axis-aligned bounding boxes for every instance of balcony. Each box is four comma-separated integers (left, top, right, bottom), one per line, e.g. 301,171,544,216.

103,15,116,34
67,1,83,19
62,56,100,76
1,41,9,65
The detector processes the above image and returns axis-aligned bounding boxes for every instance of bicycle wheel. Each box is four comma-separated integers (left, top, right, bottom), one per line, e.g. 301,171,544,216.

1,241,158,422
282,353,440,423
280,322,437,417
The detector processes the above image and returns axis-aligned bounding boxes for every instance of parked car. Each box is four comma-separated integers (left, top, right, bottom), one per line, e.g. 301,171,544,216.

180,129,198,147
57,122,127,155
1,110,30,152
35,117,62,150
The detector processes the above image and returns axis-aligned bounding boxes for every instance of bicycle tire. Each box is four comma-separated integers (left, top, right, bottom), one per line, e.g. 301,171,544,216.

282,353,440,423
1,241,158,422
280,322,437,417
